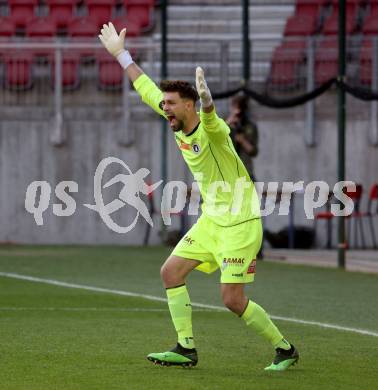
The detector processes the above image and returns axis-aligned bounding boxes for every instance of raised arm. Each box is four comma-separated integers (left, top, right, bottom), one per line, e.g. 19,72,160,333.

98,22,142,82
195,67,214,113
99,22,165,117
196,67,229,139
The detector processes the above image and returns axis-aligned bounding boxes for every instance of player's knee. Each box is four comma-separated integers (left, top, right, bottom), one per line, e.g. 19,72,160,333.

160,262,171,283
160,260,180,287
221,284,247,314
222,293,244,314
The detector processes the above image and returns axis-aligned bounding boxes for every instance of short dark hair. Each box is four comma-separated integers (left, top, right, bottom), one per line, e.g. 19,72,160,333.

160,80,199,102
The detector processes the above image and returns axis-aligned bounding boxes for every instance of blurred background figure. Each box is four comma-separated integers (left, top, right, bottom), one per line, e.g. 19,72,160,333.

226,95,263,258
226,95,259,182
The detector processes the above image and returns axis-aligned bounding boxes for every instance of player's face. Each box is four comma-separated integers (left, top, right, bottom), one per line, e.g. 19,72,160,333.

162,92,193,132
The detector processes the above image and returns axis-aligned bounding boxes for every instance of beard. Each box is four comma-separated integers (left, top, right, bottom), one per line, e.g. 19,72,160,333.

170,118,184,132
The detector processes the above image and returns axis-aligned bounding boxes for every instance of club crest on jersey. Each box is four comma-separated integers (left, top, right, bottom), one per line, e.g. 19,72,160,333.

192,143,201,154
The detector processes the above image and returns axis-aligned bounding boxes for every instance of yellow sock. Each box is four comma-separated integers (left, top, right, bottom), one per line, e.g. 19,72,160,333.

241,300,290,349
166,285,195,349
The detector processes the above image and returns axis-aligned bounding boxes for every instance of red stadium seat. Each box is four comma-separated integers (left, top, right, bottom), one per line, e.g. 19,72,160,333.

26,17,57,37
358,3,378,85
370,0,378,16
3,51,34,90
360,38,374,85
295,0,328,20
295,0,329,13
362,11,378,35
25,17,57,57
284,14,318,36
0,18,15,63
283,0,330,37
68,17,98,56
8,0,38,29
46,0,78,29
50,52,81,90
96,51,123,90
86,0,116,29
322,0,361,35
123,0,155,30
315,38,338,85
0,17,16,37
269,40,306,87
68,16,98,38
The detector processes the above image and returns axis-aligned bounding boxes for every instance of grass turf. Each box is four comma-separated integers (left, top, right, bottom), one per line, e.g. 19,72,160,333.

0,245,377,389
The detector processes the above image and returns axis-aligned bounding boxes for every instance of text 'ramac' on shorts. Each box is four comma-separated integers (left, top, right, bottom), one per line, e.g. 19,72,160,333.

171,215,263,284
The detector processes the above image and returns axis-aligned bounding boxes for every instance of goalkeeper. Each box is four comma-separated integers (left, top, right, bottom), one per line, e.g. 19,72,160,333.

99,23,299,371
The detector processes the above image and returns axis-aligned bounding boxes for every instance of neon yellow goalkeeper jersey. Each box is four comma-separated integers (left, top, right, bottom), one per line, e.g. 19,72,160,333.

133,74,260,226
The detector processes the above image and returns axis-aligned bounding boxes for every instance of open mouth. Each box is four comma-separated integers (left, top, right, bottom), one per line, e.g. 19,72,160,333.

167,115,177,126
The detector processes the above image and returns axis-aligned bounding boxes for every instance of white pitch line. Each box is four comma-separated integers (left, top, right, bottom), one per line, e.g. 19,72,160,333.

1,271,377,338
0,307,214,312
0,307,168,312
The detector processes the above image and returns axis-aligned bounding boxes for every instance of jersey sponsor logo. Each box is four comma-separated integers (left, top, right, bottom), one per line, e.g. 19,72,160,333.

247,260,257,274
231,273,243,277
192,143,201,154
179,140,191,150
184,235,195,245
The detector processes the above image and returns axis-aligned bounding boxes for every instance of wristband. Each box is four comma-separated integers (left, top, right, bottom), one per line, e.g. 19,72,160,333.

116,50,134,69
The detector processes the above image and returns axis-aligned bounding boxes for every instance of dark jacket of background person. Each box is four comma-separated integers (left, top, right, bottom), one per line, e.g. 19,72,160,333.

226,95,259,181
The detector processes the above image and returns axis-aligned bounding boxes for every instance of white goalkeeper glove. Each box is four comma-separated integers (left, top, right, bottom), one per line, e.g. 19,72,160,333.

98,22,133,69
196,66,213,108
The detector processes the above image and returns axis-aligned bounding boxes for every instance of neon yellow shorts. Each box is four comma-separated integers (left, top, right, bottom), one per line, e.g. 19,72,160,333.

171,215,262,284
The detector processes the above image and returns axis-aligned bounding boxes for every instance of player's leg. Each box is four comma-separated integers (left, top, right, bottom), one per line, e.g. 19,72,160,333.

218,219,299,371
220,283,298,371
147,255,201,367
147,217,217,367
161,255,200,349
221,283,289,347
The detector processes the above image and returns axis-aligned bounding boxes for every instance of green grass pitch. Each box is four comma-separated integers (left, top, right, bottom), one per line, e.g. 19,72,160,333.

0,245,377,389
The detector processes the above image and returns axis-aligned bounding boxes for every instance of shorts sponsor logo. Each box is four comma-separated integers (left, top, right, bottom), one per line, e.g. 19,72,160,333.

232,273,243,277
184,235,195,245
247,260,257,274
223,257,245,265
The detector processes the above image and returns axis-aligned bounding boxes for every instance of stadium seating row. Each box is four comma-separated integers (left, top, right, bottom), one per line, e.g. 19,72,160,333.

270,0,378,87
0,14,142,38
0,1,156,90
0,52,127,90
0,0,155,32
